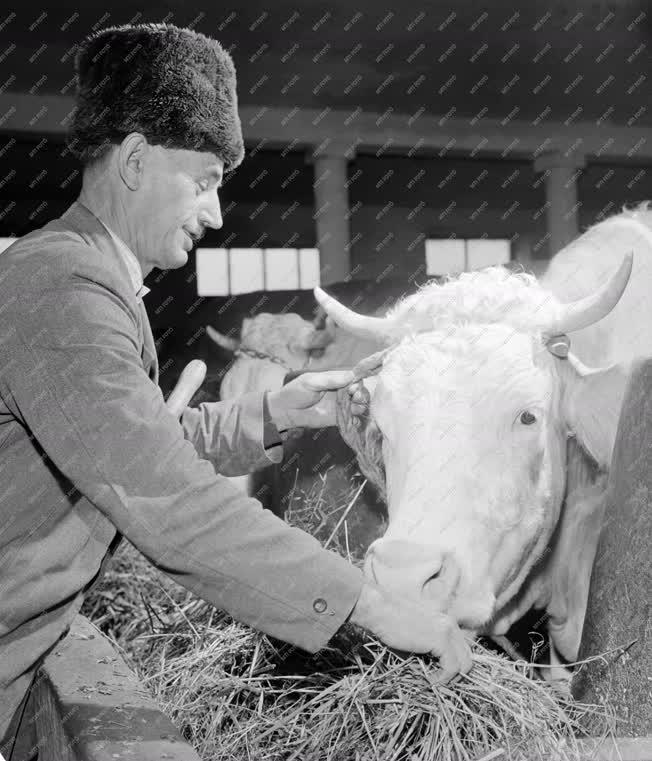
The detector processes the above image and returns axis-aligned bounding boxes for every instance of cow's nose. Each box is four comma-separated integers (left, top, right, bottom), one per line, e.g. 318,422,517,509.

364,538,459,611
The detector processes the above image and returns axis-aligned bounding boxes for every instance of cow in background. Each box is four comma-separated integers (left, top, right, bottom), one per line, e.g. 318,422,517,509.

207,312,332,399
206,312,332,496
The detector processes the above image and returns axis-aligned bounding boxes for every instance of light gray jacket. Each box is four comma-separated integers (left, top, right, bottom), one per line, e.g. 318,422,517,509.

0,200,362,739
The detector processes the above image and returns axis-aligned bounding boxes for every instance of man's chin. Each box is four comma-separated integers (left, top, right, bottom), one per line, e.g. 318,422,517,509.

165,248,189,269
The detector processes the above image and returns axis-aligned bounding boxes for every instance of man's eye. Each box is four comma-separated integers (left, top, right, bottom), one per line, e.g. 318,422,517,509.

197,180,209,192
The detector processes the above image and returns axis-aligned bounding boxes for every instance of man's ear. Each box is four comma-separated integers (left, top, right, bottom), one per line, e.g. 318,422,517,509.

560,354,631,469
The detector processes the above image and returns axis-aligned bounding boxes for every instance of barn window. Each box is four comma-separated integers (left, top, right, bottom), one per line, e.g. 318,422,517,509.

196,247,320,296
0,237,17,254
425,238,511,276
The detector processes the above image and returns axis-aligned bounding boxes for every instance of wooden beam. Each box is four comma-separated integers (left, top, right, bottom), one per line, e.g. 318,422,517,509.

32,615,201,761
1,93,650,163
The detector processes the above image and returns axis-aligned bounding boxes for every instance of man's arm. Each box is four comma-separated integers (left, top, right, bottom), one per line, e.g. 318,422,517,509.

180,391,284,476
1,274,362,653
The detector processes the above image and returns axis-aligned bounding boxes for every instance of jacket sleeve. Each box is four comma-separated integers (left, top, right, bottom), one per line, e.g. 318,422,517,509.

180,393,283,476
1,275,363,653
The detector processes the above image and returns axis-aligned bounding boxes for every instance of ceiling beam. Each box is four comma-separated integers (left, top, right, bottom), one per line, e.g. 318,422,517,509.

0,92,649,163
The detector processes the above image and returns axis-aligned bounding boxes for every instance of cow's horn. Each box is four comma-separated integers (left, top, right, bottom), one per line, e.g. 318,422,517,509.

548,252,633,335
206,325,240,352
314,287,393,342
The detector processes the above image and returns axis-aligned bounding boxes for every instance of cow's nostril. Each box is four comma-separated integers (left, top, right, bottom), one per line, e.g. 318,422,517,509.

422,555,459,604
421,566,443,596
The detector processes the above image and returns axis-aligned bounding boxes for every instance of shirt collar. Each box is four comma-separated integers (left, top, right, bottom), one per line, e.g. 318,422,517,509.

96,216,150,301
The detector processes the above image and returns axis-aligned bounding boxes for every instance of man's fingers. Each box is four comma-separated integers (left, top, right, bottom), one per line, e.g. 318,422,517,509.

351,403,367,416
299,370,355,391
350,390,368,405
436,642,472,684
166,360,207,418
430,620,473,685
433,663,460,685
349,382,369,419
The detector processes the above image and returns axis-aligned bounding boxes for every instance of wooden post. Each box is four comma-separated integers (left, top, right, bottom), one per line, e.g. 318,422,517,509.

572,358,652,737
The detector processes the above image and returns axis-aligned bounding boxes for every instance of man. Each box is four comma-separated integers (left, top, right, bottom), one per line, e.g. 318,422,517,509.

0,23,471,755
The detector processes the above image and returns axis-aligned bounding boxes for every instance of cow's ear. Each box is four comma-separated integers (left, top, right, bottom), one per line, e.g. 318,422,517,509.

561,355,630,468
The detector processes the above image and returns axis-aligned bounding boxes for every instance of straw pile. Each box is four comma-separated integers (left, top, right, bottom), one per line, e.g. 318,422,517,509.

82,477,614,761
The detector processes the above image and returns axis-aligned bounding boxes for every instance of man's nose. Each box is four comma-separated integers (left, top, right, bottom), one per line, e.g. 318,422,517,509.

200,197,223,230
364,538,460,610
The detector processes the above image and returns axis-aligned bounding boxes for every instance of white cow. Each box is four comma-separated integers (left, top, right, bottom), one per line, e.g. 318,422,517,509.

207,313,332,494
315,204,652,673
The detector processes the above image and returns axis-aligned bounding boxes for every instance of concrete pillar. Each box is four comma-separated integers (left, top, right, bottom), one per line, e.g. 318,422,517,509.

308,146,352,285
533,151,586,257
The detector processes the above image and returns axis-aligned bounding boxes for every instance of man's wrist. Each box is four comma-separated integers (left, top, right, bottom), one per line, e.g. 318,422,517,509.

262,391,284,446
347,580,382,630
265,390,292,433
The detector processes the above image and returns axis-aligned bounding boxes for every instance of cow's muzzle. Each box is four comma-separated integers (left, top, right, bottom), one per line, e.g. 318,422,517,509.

364,538,457,606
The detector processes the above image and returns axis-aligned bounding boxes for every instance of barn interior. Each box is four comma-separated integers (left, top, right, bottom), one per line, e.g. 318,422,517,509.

2,0,650,556
1,0,651,752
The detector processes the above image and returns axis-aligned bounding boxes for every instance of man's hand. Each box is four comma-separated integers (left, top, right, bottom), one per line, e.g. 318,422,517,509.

348,581,473,684
166,360,207,418
347,379,371,428
267,370,359,430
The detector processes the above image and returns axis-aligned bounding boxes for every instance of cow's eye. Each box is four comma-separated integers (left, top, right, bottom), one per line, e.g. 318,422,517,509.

520,410,537,425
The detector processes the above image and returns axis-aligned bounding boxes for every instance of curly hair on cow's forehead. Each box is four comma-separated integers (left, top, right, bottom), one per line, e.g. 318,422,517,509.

336,267,563,498
384,266,564,339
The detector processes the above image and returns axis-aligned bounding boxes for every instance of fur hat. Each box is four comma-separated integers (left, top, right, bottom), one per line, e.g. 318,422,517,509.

67,23,244,171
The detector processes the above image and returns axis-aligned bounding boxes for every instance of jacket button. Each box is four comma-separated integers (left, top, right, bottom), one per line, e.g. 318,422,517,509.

313,598,328,613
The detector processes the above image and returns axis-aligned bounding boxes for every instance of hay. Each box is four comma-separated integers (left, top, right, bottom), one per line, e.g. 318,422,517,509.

82,479,615,761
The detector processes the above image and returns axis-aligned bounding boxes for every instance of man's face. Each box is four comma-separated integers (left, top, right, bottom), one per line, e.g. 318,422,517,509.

134,146,224,272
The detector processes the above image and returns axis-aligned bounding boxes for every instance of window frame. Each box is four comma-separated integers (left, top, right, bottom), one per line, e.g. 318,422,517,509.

196,246,321,296
425,237,512,276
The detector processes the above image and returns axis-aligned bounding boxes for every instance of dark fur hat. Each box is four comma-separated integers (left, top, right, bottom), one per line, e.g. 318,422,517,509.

67,23,244,171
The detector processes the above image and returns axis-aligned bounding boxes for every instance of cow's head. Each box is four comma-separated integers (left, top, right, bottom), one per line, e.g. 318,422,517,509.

207,313,335,401
207,313,334,367
316,254,632,629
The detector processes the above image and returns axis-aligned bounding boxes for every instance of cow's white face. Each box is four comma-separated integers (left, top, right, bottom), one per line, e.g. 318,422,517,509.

316,247,632,633
363,324,568,628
